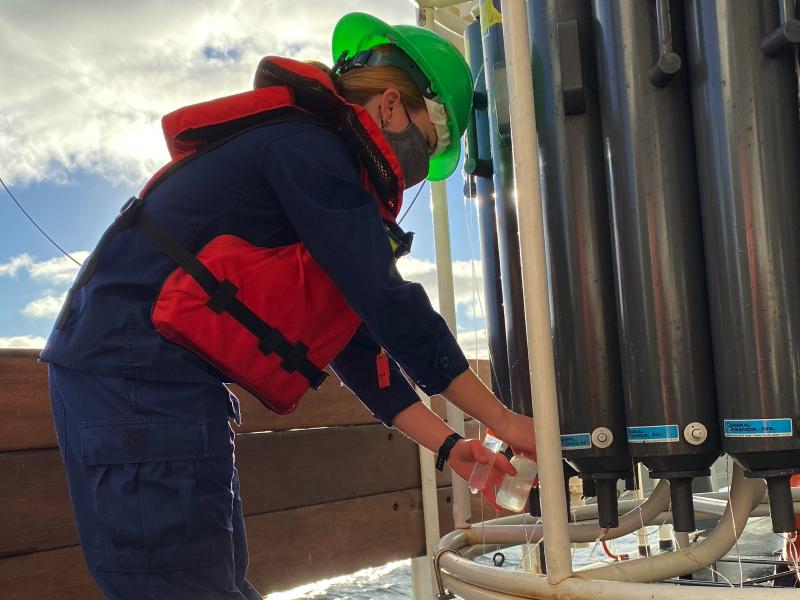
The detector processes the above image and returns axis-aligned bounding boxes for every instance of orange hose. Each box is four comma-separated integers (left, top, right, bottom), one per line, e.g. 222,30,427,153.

601,528,629,561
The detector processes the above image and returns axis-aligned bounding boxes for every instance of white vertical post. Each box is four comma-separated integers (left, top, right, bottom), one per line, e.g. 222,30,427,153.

500,0,573,584
420,6,471,533
413,388,440,599
410,8,471,599
430,177,471,531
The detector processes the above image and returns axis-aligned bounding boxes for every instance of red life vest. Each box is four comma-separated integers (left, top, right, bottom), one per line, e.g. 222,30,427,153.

136,57,406,414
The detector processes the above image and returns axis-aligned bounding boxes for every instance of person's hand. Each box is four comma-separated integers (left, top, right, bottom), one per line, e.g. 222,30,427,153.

493,410,536,460
447,438,516,511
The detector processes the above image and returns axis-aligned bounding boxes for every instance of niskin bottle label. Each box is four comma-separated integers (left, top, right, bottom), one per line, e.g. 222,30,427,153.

627,425,680,443
723,418,793,438
561,433,592,450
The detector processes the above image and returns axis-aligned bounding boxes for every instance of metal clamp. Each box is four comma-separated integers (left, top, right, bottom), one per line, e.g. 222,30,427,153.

464,78,494,179
762,0,800,57
650,0,682,87
557,19,586,115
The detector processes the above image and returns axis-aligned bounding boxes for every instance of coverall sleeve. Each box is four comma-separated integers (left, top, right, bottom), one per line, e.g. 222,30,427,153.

260,124,469,396
329,323,420,426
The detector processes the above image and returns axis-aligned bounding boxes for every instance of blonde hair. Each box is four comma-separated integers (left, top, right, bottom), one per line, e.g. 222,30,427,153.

306,45,426,112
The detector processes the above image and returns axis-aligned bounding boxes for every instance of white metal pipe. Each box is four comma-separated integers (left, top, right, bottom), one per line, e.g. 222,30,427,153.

416,0,469,9
431,8,471,36
450,483,797,546
421,5,471,531
500,0,572,583
414,386,443,599
434,514,800,599
432,21,465,48
466,479,670,545
438,563,800,600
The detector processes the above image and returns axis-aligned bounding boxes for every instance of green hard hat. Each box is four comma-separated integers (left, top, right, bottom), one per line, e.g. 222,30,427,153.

332,12,473,181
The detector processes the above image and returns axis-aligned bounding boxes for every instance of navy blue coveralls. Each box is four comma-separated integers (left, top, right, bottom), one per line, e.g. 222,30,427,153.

41,121,469,599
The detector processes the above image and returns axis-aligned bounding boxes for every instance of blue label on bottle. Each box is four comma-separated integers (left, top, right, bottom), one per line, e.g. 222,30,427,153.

627,425,680,443
561,433,592,450
723,418,793,438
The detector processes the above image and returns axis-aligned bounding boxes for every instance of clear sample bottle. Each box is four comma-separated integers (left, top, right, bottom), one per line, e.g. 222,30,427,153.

495,455,538,512
468,429,505,494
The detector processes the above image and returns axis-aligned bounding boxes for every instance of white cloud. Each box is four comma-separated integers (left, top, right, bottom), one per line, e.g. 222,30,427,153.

0,1,416,187
0,254,33,277
27,253,89,285
22,291,68,319
0,252,89,285
0,335,47,349
397,255,485,317
397,255,488,358
457,327,489,359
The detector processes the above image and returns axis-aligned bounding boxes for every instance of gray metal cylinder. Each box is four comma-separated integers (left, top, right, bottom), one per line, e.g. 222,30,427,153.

480,4,532,416
527,0,630,528
685,0,800,531
591,0,720,528
464,20,512,409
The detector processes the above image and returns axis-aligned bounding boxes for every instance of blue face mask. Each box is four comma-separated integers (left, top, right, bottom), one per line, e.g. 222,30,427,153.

382,119,430,189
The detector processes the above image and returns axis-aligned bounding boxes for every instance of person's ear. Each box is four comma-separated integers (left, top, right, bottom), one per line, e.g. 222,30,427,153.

379,88,402,127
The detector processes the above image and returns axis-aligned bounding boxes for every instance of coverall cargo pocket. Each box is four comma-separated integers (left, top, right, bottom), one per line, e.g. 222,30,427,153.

81,418,234,572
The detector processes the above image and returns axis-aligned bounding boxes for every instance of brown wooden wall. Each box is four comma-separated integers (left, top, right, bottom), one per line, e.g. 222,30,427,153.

0,350,508,598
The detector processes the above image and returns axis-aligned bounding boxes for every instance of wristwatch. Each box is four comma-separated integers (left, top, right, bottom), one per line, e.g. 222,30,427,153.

435,432,464,471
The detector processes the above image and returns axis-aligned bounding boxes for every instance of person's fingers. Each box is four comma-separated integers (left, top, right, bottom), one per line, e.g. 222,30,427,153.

471,442,495,465
493,452,516,476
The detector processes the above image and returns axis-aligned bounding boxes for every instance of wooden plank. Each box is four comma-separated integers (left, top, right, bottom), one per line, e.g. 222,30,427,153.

0,489,429,599
0,350,52,453
0,449,73,558
0,485,518,599
232,381,376,435
246,488,427,594
0,545,104,600
0,424,421,558
0,349,490,451
236,425,420,515
0,348,375,451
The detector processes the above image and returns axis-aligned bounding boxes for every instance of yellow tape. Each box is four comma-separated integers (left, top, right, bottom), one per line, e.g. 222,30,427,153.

479,0,503,34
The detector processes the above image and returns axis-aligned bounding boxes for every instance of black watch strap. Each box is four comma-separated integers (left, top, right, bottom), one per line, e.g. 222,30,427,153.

435,432,464,471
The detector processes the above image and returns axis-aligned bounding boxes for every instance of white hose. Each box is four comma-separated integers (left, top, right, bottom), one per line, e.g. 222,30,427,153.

433,465,790,598
577,464,766,582
466,479,670,545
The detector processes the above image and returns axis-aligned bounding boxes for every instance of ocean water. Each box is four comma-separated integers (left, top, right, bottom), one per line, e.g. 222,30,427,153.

266,518,793,599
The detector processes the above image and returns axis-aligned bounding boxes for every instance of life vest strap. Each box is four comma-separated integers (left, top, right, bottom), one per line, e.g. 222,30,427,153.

58,195,328,391
133,206,328,390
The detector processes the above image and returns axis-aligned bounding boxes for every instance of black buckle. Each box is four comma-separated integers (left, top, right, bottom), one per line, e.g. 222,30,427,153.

281,342,310,373
385,221,414,258
207,279,238,314
257,329,284,356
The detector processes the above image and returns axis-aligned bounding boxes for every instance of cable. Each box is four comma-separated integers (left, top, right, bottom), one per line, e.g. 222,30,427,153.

0,174,83,267
601,539,629,561
397,180,427,225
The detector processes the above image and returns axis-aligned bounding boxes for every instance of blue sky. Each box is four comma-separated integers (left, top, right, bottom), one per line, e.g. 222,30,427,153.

0,0,487,354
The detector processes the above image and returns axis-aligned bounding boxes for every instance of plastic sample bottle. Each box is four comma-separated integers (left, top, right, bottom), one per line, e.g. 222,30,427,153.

468,429,505,494
495,455,538,512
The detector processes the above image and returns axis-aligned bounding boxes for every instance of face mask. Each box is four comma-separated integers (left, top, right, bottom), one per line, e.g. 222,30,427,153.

382,121,430,189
